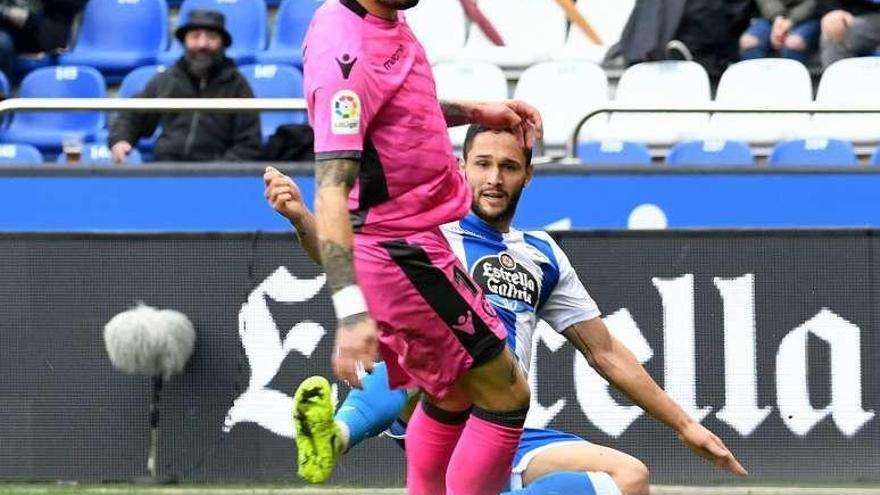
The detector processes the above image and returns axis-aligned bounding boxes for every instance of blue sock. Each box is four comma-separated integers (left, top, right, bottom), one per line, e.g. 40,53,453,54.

501,471,598,495
334,361,408,451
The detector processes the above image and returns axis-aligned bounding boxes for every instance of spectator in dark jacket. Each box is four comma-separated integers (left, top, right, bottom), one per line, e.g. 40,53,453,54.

740,0,819,62
0,0,86,80
818,0,880,68
109,10,261,163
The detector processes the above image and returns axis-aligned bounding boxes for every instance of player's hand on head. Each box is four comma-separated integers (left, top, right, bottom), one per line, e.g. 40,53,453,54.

471,100,543,149
264,166,307,221
677,421,748,476
333,313,379,389
503,99,543,148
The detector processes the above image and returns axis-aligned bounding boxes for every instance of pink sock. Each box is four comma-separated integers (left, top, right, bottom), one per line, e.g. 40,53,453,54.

406,402,469,495
446,408,527,495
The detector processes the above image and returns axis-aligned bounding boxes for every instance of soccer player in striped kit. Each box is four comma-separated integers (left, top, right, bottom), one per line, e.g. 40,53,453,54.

264,125,747,494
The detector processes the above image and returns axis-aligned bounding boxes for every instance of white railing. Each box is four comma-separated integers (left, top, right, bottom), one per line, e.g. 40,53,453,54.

0,97,308,114
565,103,880,162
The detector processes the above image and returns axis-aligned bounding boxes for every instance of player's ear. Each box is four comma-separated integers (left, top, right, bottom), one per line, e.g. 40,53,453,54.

458,157,465,170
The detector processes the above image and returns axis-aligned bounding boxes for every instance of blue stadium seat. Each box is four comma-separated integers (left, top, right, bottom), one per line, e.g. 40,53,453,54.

872,146,880,166
577,140,651,165
256,0,323,67
118,65,167,98
15,54,55,77
158,0,268,65
0,70,9,128
96,65,167,146
666,139,754,165
768,138,857,166
55,143,143,164
59,0,168,83
0,70,8,97
238,63,306,142
108,65,168,157
0,66,106,151
0,143,45,164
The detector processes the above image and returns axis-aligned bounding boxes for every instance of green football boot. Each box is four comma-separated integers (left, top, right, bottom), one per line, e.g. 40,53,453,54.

293,376,342,484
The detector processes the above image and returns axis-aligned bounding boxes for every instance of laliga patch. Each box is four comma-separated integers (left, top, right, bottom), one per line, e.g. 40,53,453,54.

331,90,361,135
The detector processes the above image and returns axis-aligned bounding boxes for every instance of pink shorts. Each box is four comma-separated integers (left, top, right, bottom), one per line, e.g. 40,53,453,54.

355,227,507,398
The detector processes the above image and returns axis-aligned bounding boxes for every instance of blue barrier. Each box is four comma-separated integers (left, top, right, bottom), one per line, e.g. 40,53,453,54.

1,166,878,231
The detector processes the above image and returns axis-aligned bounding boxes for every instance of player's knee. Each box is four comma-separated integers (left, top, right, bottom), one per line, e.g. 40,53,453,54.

614,458,650,495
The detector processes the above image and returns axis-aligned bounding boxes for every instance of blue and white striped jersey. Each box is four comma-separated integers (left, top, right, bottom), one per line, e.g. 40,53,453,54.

441,212,601,374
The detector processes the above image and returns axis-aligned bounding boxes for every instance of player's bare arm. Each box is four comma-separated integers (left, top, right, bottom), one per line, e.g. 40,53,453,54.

563,318,748,477
439,99,543,147
315,158,378,388
264,166,321,264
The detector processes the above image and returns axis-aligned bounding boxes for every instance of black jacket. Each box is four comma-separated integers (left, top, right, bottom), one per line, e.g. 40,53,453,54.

8,0,86,54
108,56,262,162
818,0,880,16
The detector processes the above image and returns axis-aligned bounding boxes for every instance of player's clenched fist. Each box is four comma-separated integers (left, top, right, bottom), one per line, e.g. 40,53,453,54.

264,166,307,222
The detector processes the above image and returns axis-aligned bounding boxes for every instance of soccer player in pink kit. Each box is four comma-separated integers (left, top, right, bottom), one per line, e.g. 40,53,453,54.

302,0,543,494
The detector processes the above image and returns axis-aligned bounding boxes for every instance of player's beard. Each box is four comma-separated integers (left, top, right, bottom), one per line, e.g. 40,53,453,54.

377,0,419,10
471,186,523,225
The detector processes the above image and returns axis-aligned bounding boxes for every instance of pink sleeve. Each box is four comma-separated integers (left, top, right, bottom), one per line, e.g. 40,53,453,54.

305,46,378,161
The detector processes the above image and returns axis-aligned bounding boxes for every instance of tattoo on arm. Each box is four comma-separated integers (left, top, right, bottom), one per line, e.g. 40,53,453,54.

440,100,474,127
316,158,359,189
315,157,360,290
319,240,356,294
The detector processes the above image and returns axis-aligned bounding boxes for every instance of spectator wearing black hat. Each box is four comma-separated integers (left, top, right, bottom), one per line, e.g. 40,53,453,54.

818,0,880,68
109,9,261,163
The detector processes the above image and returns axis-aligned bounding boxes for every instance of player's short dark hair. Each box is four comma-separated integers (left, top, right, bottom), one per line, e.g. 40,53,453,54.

462,124,533,166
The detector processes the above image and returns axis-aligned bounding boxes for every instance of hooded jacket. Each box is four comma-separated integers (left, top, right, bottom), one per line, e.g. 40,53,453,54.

109,55,262,162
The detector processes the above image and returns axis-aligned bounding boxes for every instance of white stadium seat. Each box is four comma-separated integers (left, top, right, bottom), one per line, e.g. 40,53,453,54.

603,61,711,145
433,62,509,146
706,58,813,144
810,57,880,144
406,0,466,64
553,0,636,63
513,61,609,148
456,0,567,69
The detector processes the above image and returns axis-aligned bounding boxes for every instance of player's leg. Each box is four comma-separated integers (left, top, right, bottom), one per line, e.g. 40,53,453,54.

293,362,409,483
406,384,474,494
504,429,648,495
364,231,527,495
444,346,531,495
334,361,410,452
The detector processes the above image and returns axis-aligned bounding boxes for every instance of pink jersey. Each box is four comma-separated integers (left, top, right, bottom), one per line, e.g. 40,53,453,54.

303,0,471,236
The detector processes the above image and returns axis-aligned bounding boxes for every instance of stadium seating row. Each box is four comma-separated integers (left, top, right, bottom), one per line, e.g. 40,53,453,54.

1,57,878,157
42,0,632,82
578,138,880,166
0,64,305,152
2,138,879,166
436,57,880,147
37,0,321,82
